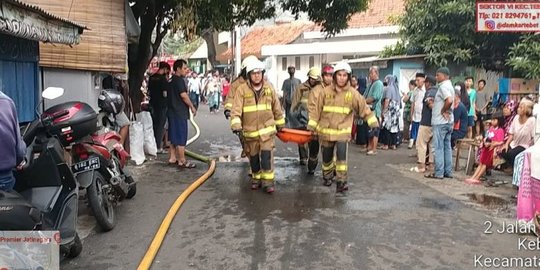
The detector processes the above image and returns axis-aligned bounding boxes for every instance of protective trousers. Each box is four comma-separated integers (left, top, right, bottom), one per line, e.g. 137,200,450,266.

299,139,320,171
321,141,348,183
245,139,275,186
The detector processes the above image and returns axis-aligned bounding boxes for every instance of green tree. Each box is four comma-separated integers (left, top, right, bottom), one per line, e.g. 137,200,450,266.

507,34,540,79
384,0,520,71
128,0,369,111
161,35,203,56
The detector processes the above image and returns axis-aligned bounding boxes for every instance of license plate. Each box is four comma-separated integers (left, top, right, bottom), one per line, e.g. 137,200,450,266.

72,157,100,174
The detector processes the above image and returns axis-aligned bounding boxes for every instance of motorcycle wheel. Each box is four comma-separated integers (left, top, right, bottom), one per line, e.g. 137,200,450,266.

62,233,83,258
125,176,137,199
87,171,116,231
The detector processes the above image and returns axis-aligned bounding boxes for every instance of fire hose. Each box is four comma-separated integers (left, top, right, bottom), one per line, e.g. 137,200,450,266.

137,112,216,270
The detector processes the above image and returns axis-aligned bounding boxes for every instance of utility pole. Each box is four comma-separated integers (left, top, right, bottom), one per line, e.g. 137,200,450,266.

234,25,241,76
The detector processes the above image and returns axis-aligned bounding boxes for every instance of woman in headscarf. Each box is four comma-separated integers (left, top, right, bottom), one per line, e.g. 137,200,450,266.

380,74,401,150
502,99,518,140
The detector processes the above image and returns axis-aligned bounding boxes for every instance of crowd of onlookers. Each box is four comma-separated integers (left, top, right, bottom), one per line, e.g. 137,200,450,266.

345,67,538,188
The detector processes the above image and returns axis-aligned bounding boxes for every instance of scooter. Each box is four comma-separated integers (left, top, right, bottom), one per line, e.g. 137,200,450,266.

70,110,136,231
0,87,83,258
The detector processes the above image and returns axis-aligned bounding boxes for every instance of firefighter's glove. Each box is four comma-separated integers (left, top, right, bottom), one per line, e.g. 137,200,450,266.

224,110,231,119
366,115,379,129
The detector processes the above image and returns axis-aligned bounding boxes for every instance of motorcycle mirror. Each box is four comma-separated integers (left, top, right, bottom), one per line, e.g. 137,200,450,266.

42,87,65,100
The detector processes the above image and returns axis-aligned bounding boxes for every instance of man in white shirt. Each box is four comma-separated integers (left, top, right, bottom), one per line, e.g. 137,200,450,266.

188,72,201,110
426,67,455,179
409,73,426,149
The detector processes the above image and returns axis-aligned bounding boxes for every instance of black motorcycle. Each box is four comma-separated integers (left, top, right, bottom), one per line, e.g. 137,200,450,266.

0,87,83,258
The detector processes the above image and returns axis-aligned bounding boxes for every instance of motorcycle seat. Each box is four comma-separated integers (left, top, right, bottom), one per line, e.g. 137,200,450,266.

19,186,62,213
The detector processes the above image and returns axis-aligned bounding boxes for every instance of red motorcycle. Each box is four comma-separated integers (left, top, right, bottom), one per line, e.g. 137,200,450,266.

55,90,137,231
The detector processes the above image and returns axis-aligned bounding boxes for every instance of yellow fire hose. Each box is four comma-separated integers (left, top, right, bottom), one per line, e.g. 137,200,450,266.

137,112,216,270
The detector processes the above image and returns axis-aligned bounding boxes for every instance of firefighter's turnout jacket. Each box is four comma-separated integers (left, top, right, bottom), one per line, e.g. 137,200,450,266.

308,84,377,142
230,81,285,140
290,81,313,113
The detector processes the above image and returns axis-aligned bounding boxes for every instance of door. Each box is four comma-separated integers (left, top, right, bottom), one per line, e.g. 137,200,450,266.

399,68,423,95
0,34,39,123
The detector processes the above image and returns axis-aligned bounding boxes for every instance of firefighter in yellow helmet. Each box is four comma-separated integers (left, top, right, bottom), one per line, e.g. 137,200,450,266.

290,67,322,174
230,60,285,193
307,61,378,194
224,55,259,119
308,64,334,130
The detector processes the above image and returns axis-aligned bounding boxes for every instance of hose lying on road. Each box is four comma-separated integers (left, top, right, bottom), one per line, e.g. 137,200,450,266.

137,112,215,270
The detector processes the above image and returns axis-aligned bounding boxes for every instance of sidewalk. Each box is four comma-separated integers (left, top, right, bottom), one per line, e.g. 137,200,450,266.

385,146,517,221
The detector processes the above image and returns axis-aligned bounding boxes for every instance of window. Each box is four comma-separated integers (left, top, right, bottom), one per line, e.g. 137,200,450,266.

295,57,301,69
282,57,287,71
309,56,315,67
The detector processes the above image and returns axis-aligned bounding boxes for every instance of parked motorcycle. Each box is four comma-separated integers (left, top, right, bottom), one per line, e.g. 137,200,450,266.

68,89,136,231
0,87,83,258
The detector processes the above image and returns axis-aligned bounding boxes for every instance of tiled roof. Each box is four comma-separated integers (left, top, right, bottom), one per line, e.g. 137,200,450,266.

218,22,315,62
6,0,87,30
348,0,405,28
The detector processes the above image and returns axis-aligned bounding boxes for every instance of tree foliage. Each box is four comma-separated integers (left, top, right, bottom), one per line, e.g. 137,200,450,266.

507,34,540,79
162,35,203,56
385,0,520,71
127,0,370,111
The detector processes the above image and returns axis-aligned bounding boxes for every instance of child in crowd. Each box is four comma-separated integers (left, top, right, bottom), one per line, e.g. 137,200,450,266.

465,112,505,184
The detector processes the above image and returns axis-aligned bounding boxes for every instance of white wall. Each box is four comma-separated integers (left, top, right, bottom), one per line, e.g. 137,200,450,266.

42,68,100,111
269,55,323,91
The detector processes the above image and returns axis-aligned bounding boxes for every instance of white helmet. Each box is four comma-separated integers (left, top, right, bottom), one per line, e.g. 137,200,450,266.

246,60,265,74
241,55,259,70
334,61,352,74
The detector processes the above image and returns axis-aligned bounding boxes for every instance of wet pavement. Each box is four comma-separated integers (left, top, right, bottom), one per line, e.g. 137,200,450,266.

63,107,536,269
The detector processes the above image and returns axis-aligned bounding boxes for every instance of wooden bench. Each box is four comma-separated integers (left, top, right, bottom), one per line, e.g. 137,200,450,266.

454,138,481,175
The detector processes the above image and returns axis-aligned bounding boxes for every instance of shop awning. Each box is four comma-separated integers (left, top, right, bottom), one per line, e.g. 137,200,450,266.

0,0,86,45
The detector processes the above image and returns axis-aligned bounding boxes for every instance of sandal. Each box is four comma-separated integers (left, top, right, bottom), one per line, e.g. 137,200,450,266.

178,161,196,169
424,173,443,180
167,160,178,166
484,180,508,187
366,151,377,156
410,167,426,173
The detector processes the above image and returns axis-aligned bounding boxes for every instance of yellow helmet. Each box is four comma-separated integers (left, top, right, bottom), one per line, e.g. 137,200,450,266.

241,55,259,70
307,67,321,80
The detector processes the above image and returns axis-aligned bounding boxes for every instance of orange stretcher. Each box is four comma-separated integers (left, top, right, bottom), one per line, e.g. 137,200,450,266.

276,128,312,144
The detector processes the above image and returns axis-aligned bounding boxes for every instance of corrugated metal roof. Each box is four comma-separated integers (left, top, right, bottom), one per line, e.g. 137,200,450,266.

6,0,87,30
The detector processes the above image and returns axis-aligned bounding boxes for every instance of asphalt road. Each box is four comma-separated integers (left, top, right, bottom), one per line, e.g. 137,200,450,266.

63,105,536,270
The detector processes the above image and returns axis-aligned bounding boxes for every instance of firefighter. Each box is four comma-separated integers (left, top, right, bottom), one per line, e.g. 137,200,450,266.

308,65,334,127
307,62,379,194
230,60,285,193
224,55,259,160
290,67,322,174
